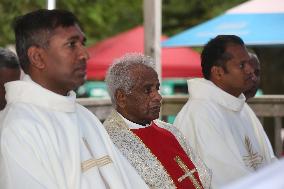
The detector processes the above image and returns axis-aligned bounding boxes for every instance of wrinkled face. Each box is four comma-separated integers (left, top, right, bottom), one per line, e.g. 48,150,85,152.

40,24,89,95
118,65,162,125
220,44,255,97
0,67,20,110
244,57,261,99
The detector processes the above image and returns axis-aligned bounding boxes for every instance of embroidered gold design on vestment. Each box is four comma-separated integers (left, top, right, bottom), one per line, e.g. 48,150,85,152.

156,120,211,189
81,137,112,172
81,155,112,172
104,111,176,189
131,129,177,189
243,136,263,170
174,156,203,189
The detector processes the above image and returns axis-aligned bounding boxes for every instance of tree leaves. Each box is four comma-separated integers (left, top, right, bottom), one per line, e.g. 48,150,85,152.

0,0,247,47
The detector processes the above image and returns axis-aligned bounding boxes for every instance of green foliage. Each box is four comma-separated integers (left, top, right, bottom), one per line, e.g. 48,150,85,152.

0,0,247,47
56,0,143,45
0,0,45,45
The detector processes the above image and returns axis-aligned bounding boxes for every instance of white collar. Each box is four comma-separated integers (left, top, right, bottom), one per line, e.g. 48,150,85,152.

118,113,151,129
5,74,76,112
188,78,246,112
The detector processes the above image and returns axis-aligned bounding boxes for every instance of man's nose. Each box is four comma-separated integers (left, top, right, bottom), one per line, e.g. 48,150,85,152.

153,90,162,102
79,45,90,60
250,72,257,82
245,63,257,82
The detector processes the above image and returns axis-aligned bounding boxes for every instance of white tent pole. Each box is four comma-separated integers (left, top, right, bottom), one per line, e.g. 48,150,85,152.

47,0,56,10
143,0,162,83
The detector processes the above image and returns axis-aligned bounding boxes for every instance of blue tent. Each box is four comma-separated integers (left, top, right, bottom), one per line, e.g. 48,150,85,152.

162,0,284,47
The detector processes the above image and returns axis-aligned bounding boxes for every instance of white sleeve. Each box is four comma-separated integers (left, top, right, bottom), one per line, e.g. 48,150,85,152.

245,104,277,162
221,159,284,189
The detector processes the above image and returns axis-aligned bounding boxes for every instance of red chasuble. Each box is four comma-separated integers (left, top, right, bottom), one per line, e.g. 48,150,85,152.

131,122,203,189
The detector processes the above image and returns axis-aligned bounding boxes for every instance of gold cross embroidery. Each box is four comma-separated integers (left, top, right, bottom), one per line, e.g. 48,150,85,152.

243,136,263,170
174,156,203,189
81,137,112,172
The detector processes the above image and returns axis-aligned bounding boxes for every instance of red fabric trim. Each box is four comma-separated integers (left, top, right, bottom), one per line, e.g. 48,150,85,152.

131,122,203,189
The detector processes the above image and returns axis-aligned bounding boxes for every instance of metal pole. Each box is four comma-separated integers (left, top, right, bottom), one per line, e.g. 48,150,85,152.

143,0,162,83
47,0,56,10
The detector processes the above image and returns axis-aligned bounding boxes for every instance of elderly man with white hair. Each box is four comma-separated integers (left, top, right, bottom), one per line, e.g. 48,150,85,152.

103,52,211,189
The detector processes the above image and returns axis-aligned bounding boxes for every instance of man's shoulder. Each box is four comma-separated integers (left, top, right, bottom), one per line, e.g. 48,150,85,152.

154,119,172,127
186,96,218,109
103,111,126,130
103,112,115,125
154,119,182,135
2,103,39,123
243,102,257,114
0,104,44,140
174,98,227,134
75,103,101,120
177,98,221,120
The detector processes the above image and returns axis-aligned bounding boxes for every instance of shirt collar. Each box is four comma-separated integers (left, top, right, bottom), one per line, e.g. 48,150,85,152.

118,112,151,129
188,78,246,111
5,74,76,112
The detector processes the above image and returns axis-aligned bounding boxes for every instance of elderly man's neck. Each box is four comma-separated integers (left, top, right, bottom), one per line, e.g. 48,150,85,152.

117,110,151,126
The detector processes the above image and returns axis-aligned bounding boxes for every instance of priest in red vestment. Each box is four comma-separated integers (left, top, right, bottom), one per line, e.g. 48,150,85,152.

103,53,211,189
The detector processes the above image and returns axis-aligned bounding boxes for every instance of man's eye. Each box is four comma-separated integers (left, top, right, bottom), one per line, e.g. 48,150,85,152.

239,63,245,69
144,88,151,94
67,41,76,48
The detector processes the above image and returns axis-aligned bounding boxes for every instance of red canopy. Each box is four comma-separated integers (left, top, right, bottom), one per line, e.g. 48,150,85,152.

87,26,202,80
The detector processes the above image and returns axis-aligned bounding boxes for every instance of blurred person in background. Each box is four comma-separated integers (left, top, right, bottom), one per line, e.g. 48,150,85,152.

0,48,20,111
243,52,261,100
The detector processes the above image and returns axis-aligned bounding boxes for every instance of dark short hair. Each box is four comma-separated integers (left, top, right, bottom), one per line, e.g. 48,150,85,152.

13,9,79,73
0,48,19,69
201,35,245,79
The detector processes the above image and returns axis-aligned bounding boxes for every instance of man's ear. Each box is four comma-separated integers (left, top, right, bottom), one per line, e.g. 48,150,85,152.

27,46,46,70
115,89,126,109
211,66,224,80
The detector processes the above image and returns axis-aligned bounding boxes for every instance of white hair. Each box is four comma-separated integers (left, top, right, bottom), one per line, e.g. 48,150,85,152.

105,52,156,106
249,52,260,64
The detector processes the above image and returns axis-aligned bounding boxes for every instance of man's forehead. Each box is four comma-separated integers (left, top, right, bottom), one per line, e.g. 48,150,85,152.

129,66,158,85
50,24,86,40
225,43,246,52
129,64,152,76
225,44,249,58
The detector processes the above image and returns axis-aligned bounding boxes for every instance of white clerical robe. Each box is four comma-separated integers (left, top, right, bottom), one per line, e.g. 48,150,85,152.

0,75,149,189
173,78,276,189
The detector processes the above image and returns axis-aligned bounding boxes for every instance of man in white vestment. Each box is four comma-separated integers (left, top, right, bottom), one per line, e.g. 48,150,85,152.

0,9,149,189
173,35,276,189
0,48,21,111
103,53,211,189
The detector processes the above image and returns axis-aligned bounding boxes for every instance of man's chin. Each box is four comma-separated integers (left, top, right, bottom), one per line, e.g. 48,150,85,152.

149,111,160,120
74,78,86,89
